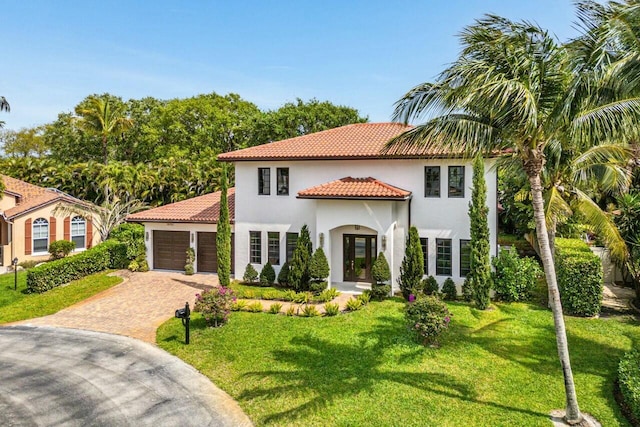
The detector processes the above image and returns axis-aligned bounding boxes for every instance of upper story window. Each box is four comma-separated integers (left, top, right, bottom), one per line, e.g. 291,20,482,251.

277,168,289,195
448,166,465,198
258,168,270,195
424,166,440,197
33,218,49,254
71,216,86,249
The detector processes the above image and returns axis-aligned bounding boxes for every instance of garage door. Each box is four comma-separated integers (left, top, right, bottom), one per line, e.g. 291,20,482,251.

153,231,190,271
197,232,235,274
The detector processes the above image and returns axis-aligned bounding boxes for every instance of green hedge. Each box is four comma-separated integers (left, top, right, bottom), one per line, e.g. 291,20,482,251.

618,349,640,424
26,240,128,293
554,238,603,317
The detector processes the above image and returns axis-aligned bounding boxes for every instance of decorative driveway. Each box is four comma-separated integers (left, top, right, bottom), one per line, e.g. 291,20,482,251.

14,270,218,343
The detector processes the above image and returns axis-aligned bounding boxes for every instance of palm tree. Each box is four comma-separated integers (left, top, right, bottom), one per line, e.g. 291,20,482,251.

75,95,133,164
386,15,640,424
0,96,9,128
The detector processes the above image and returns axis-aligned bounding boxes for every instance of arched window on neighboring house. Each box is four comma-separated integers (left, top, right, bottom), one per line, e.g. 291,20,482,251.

32,218,49,254
71,216,86,250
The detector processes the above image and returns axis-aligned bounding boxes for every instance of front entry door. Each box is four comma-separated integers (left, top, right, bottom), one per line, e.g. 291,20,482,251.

343,234,377,282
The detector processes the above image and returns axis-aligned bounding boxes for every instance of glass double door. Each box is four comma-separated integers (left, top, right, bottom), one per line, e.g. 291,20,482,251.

343,234,377,282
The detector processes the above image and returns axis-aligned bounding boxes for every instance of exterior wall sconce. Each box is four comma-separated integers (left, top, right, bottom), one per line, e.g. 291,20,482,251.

354,225,360,231
381,235,387,251
319,232,324,248
191,232,195,244
145,231,149,242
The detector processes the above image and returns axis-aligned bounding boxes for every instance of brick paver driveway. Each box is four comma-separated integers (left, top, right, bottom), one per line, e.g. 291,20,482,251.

15,270,219,343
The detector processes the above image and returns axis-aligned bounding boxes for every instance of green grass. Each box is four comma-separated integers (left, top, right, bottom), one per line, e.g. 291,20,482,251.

157,299,639,426
0,270,122,323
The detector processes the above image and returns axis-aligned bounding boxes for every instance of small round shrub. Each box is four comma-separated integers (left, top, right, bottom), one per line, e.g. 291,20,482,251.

442,278,457,301
138,259,149,272
357,291,371,305
619,349,640,423
268,303,282,314
346,298,363,311
243,263,259,283
301,305,321,317
246,301,263,313
405,295,452,345
128,260,140,272
260,262,276,286
422,276,439,296
371,283,391,301
194,287,235,327
49,240,76,260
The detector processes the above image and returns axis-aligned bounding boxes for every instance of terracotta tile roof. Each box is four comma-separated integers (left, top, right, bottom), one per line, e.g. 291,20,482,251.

1,175,92,220
297,177,411,200
216,122,459,161
126,189,235,224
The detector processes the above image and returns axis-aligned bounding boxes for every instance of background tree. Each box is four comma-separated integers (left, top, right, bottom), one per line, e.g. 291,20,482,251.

216,163,231,287
0,126,48,157
469,156,492,309
385,14,640,422
75,94,133,164
399,226,424,300
288,224,312,291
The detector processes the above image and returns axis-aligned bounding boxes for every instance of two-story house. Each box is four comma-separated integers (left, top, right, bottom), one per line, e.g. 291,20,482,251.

215,122,498,293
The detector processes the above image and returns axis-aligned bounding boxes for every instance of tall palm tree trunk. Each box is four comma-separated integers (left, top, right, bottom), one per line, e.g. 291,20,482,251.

528,167,582,423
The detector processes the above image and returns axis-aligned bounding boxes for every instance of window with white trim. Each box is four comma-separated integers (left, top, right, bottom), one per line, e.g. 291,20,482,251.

33,218,49,253
71,216,86,249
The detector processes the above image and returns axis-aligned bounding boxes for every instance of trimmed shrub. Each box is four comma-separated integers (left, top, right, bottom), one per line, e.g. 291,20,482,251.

26,240,128,293
194,287,234,327
277,262,290,286
310,281,328,293
618,349,640,423
260,262,276,286
422,276,439,296
371,252,391,301
246,301,263,313
469,155,492,310
492,247,542,302
442,278,457,301
310,248,330,283
109,223,145,261
399,226,424,300
324,302,340,316
243,263,259,283
185,248,195,275
48,240,76,260
405,295,452,345
128,260,140,272
216,164,232,287
555,238,603,316
138,259,149,272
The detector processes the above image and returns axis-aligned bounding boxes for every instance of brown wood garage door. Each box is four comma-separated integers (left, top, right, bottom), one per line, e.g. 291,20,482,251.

153,231,190,271
197,232,235,274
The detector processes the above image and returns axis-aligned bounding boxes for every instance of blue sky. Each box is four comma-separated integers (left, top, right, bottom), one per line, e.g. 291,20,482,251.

3,0,578,130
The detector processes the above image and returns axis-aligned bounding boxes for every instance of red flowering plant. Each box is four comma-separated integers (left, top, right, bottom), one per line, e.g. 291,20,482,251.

405,295,452,346
194,286,235,327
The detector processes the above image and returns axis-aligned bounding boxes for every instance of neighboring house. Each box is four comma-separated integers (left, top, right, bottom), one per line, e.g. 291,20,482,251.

0,175,100,273
126,190,236,273
215,122,499,293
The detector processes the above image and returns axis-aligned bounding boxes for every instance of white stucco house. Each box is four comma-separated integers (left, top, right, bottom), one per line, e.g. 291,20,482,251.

216,122,498,293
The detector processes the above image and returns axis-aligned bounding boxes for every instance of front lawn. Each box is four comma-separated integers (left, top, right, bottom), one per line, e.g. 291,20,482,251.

0,270,122,323
157,299,639,426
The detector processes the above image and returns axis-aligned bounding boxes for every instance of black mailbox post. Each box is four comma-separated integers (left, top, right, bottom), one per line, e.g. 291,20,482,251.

175,301,190,344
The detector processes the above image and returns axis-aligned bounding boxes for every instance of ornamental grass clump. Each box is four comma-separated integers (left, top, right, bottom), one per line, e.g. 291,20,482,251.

194,286,235,327
405,295,452,346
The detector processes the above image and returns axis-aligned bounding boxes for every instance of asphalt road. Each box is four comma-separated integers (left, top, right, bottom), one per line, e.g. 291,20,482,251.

0,326,252,426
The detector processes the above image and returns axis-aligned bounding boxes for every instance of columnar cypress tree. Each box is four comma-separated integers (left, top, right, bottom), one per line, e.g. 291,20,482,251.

216,163,231,287
399,226,424,300
288,224,312,291
469,156,492,309
309,247,330,282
